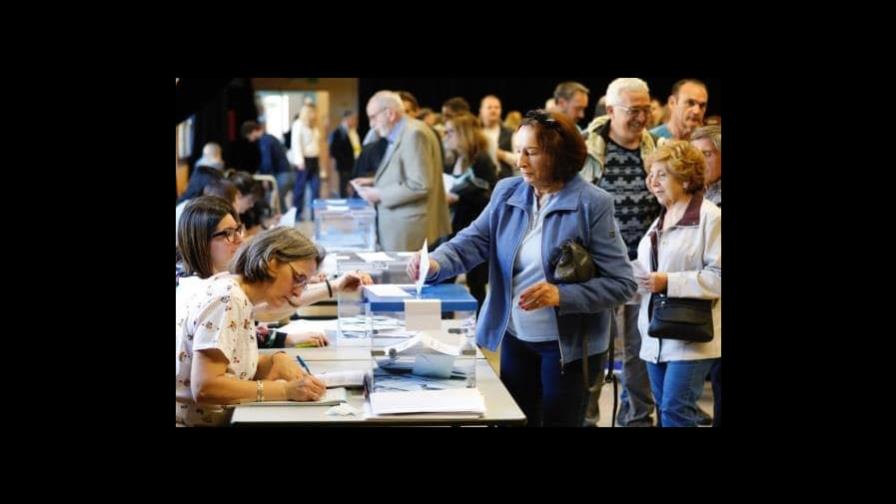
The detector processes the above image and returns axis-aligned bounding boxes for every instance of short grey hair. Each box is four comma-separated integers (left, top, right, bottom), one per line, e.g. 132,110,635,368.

231,227,318,283
605,78,650,107
553,81,590,102
691,125,721,153
368,91,405,116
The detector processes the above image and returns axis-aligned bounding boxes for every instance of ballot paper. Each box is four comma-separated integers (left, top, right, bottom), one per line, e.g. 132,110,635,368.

412,353,455,379
252,387,347,406
381,334,460,358
364,284,412,298
368,388,486,416
277,207,297,228
326,403,361,416
417,239,429,296
357,252,394,263
443,173,459,195
318,370,368,388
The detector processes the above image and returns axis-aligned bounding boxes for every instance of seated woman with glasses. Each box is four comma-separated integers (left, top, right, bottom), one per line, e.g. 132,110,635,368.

407,110,637,427
176,226,334,426
176,197,372,352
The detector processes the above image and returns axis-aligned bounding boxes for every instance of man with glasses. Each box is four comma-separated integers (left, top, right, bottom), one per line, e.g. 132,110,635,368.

351,90,450,252
650,78,709,142
581,78,661,427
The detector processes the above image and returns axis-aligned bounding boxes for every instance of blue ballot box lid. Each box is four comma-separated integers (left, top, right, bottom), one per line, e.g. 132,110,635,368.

363,283,478,312
312,198,373,211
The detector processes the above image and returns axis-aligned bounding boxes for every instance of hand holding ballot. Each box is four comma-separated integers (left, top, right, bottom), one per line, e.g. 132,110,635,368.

407,250,440,283
350,177,381,204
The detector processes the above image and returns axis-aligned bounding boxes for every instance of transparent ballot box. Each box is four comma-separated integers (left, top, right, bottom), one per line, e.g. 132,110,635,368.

334,252,478,386
371,333,477,391
311,198,377,252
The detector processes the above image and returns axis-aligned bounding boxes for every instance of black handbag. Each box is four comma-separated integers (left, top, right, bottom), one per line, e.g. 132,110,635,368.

550,238,619,426
648,295,714,342
647,227,714,342
552,239,595,283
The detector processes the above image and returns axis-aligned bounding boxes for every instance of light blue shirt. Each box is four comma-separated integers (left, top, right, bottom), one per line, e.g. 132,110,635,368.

650,123,672,139
507,194,559,342
381,116,407,168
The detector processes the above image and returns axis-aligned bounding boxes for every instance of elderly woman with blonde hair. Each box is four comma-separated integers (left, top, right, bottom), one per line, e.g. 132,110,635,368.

636,140,721,427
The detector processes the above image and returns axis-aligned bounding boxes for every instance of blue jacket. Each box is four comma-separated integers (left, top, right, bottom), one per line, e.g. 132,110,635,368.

429,176,637,367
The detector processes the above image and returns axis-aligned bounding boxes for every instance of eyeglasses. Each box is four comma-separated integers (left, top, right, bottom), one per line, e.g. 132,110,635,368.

444,128,457,135
287,262,309,289
614,105,652,118
210,224,245,243
368,108,387,121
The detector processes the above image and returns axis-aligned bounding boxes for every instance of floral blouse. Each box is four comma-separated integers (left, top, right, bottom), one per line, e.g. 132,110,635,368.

176,275,258,426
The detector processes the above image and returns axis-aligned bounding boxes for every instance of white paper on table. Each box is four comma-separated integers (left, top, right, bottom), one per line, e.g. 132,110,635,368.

368,388,486,415
278,318,339,334
357,252,394,263
417,239,429,296
319,370,368,388
327,205,350,212
395,252,416,257
404,299,441,331
253,387,347,406
327,199,348,205
364,284,412,298
326,403,361,416
277,207,297,228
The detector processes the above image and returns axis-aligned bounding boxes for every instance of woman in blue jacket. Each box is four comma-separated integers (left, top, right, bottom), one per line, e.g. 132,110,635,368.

408,110,636,426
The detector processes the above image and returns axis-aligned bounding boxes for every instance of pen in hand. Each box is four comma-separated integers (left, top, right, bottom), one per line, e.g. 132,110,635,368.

295,354,313,376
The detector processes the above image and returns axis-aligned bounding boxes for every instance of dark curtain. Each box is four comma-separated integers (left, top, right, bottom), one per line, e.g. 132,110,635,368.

176,78,262,178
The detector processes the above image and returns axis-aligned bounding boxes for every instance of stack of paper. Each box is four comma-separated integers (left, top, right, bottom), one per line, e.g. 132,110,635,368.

368,388,486,416
318,370,368,388
252,387,348,406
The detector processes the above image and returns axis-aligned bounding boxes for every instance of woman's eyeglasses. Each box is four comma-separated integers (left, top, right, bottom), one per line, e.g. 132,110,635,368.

210,224,245,243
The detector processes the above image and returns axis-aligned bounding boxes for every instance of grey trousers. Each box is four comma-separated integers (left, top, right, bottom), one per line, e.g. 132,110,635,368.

615,304,655,426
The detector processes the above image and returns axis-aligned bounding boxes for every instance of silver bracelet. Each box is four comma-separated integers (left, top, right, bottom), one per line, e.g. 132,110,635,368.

256,380,264,402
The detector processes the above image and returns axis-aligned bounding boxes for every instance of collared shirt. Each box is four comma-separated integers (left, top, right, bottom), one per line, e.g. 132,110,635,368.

650,123,672,139
381,116,407,168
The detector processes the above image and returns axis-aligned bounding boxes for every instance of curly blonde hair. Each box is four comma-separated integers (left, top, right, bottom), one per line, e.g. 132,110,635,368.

646,140,705,194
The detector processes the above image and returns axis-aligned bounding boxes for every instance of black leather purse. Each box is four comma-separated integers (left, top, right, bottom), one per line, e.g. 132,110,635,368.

552,239,595,283
550,238,619,426
647,228,714,342
648,295,713,342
